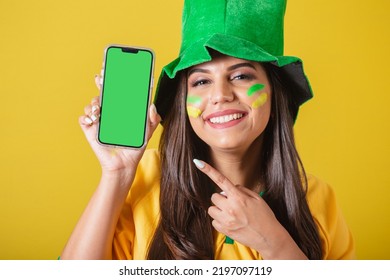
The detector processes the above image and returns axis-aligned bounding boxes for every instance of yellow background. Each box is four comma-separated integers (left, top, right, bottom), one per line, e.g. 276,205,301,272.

0,0,389,259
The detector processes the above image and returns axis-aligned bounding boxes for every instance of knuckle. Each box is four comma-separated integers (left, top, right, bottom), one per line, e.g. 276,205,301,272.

227,207,236,217
216,173,227,185
231,192,249,206
237,196,249,206
84,104,91,113
91,96,99,103
226,219,236,228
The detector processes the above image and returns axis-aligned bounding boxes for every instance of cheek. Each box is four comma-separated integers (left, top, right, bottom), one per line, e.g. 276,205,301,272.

188,116,204,138
186,95,205,118
187,105,202,118
251,92,268,109
245,83,269,109
247,83,265,97
248,90,271,134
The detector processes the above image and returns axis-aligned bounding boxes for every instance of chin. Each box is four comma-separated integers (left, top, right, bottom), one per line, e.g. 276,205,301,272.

207,138,251,151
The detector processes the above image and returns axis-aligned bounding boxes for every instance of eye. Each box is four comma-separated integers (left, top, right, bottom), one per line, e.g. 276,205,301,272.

191,79,210,87
231,73,255,81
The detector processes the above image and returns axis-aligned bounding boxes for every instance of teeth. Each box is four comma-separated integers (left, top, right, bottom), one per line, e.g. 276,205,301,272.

209,113,243,124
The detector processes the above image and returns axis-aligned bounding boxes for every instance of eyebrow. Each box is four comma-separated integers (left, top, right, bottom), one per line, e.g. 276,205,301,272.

227,62,256,71
188,62,257,77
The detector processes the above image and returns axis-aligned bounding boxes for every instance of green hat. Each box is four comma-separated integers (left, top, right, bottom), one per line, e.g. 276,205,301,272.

154,0,313,121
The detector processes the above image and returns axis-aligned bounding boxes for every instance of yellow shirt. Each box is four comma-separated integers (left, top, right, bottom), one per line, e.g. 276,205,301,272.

112,149,355,259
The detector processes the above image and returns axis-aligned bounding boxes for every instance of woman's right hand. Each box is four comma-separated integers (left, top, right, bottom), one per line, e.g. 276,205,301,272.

78,75,161,175
61,75,160,259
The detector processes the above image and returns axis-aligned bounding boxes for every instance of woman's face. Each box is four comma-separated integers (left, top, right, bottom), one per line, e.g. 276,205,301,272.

186,54,272,152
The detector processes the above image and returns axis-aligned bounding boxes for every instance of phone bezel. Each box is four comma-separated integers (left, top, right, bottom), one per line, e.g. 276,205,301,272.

96,44,155,149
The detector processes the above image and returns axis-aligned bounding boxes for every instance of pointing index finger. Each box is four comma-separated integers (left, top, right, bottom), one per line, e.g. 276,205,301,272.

193,159,235,195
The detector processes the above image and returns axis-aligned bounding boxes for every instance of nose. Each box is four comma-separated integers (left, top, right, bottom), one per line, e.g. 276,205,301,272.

209,80,234,105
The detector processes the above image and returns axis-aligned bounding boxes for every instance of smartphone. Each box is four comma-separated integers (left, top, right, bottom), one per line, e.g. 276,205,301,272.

97,45,154,148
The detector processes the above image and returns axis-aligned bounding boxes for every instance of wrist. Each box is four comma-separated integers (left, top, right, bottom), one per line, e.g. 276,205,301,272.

254,220,307,260
101,168,135,192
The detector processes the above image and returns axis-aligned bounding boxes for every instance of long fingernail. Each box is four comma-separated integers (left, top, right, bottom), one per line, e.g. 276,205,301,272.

95,74,102,85
92,105,99,113
150,103,158,115
91,114,98,122
193,159,205,169
85,117,93,125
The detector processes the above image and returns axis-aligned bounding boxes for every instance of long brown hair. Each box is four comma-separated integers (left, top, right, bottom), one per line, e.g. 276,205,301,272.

147,62,322,259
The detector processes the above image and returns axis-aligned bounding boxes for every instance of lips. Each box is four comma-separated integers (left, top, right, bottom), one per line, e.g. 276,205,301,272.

205,109,247,128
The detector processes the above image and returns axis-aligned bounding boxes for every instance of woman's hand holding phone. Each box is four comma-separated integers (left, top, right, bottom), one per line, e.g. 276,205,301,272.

62,45,158,259
79,75,161,176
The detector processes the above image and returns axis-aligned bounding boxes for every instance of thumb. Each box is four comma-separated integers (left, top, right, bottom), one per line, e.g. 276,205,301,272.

146,104,161,140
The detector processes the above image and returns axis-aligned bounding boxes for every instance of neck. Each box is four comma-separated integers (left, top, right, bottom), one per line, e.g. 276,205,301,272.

209,136,263,193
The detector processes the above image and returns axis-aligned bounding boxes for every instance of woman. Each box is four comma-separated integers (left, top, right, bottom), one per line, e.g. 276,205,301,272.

61,0,354,259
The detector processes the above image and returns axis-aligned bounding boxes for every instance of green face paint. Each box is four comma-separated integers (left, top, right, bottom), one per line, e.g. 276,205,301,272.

186,95,202,105
247,83,265,96
251,93,268,109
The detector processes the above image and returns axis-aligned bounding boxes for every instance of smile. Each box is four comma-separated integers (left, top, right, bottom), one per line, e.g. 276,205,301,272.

205,109,247,129
209,113,244,124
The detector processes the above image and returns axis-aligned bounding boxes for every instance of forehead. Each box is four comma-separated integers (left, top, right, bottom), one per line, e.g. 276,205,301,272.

188,54,266,75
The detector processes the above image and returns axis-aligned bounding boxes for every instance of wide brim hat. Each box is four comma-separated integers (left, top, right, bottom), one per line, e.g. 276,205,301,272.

154,0,313,122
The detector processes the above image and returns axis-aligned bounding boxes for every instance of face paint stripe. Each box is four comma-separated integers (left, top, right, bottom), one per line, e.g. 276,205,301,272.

187,105,202,118
252,93,268,109
186,95,202,104
247,83,265,96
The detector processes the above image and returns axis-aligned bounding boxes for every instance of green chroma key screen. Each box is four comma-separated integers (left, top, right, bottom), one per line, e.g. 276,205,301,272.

98,46,153,148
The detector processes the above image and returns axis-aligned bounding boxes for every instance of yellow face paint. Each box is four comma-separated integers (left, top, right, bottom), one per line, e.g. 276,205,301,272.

187,105,202,118
251,93,268,109
186,95,203,118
